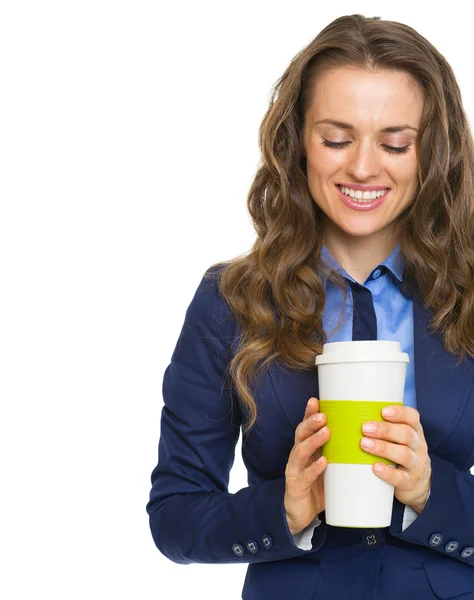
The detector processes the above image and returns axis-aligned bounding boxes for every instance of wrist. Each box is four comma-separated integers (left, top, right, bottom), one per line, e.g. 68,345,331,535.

285,514,301,536
287,521,301,536
410,501,425,514
410,488,431,514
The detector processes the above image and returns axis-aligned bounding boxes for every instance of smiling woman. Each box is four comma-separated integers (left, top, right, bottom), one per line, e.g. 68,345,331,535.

147,13,474,600
300,66,424,269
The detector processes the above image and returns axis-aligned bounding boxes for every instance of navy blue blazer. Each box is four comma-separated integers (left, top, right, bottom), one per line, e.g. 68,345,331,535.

146,266,474,599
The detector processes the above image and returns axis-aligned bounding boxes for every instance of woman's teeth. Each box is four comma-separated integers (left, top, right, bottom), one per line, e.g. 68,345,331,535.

338,185,388,202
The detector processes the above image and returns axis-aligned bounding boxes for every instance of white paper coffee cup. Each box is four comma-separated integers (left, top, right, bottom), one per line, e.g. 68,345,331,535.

315,340,409,528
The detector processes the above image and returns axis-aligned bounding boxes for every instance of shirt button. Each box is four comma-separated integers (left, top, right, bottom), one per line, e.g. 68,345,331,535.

372,268,382,279
461,547,474,559
445,540,459,553
232,543,245,557
246,540,259,554
262,534,273,550
429,533,443,547
361,529,382,550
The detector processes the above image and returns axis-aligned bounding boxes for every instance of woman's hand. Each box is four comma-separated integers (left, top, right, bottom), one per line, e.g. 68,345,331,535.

360,405,432,512
284,397,329,536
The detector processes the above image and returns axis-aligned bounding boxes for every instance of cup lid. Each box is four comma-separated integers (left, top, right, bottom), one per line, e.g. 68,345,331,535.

315,340,409,365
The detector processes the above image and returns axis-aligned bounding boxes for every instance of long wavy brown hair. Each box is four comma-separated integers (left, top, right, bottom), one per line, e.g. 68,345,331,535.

206,13,474,436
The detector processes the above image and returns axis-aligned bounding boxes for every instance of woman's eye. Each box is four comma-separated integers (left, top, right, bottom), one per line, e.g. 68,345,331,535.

321,140,410,154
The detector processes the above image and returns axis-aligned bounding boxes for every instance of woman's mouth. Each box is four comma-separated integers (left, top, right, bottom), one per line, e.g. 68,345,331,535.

335,184,390,211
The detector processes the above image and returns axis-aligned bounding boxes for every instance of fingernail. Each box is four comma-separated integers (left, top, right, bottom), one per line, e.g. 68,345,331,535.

361,437,374,447
307,398,315,408
317,426,327,436
362,423,376,433
382,407,395,417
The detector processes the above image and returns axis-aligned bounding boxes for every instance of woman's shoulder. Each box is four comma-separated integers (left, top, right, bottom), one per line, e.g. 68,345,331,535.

184,262,238,337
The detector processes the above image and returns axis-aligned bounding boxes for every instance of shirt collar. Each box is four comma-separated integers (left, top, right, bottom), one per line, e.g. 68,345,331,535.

320,242,404,285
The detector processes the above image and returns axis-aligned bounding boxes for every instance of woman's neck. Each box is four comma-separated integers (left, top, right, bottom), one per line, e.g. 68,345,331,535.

323,224,399,285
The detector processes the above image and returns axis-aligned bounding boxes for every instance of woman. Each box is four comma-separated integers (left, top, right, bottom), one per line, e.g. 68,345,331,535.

146,14,474,599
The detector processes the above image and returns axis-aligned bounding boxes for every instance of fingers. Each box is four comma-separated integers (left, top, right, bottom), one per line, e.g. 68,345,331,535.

362,407,427,456
381,406,426,442
296,398,324,444
287,399,329,480
362,421,421,452
286,428,328,490
361,434,417,470
304,397,319,419
360,422,425,470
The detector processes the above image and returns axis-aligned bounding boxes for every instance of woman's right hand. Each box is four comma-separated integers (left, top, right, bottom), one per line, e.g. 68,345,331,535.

283,397,330,536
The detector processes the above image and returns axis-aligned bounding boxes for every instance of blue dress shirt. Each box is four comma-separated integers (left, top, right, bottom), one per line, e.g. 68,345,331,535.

292,242,423,549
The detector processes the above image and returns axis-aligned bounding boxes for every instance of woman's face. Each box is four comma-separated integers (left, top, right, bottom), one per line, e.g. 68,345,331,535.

302,66,424,245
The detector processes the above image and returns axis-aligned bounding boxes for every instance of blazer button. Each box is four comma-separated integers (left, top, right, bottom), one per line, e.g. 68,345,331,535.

445,540,459,553
461,547,474,559
232,543,245,557
429,533,443,547
262,534,273,550
361,529,382,550
246,540,260,554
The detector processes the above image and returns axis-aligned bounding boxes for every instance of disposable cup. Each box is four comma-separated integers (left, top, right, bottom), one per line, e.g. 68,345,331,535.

315,340,409,528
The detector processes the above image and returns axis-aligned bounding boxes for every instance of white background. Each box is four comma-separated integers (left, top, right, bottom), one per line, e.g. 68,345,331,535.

1,1,473,599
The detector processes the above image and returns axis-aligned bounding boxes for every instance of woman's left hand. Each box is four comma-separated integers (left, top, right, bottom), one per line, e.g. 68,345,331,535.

360,405,432,512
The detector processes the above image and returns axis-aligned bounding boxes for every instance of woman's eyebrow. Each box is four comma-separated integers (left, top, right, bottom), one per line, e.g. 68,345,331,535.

313,119,418,133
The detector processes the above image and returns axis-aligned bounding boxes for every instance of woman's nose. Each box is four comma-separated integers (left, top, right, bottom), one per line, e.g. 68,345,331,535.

345,142,382,180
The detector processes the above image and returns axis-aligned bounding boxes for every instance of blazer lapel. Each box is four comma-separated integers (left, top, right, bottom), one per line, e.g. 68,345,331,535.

412,296,474,452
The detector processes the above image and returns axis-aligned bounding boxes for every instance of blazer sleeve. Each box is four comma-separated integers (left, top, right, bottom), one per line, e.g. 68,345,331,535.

389,451,474,566
146,266,328,564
